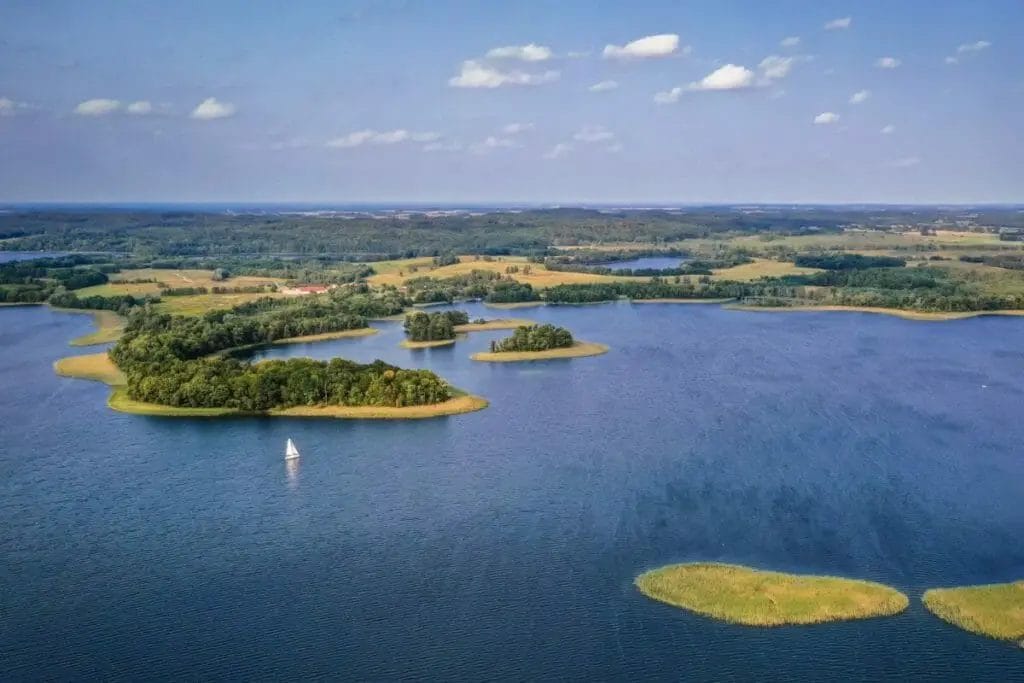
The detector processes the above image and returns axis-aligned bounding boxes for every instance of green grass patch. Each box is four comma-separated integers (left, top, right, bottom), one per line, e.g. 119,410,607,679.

453,318,537,332
399,337,458,349
272,328,378,344
923,582,1024,647
635,562,909,626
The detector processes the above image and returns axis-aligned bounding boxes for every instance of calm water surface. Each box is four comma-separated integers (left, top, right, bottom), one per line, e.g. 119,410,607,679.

2,302,1023,681
0,251,67,263
593,256,685,271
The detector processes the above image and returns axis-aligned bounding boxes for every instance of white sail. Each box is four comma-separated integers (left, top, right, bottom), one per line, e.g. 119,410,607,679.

285,438,300,459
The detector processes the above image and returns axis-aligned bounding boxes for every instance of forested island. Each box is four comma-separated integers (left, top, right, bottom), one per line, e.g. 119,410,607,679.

401,310,470,348
472,324,608,362
54,286,487,419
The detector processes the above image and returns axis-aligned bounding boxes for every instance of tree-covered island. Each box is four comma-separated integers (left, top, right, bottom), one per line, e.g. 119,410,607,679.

401,310,469,348
80,287,488,418
472,324,609,362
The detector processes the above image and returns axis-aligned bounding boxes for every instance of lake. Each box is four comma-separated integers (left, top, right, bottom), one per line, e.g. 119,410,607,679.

0,251,67,263
2,302,1023,681
591,256,685,271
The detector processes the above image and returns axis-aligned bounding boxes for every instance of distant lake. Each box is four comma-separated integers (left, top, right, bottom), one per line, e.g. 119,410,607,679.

3,302,1024,680
595,256,686,271
0,251,66,263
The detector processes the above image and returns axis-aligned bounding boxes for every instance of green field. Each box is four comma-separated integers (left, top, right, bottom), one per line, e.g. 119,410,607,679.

635,562,909,626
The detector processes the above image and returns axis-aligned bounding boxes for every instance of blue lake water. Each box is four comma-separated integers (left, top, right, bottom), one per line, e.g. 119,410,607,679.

0,251,67,263
2,302,1023,681
593,256,685,271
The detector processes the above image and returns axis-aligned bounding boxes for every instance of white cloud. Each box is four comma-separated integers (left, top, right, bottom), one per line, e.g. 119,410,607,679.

606,143,624,153
448,59,559,88
470,136,519,154
781,36,801,47
567,50,591,59
327,130,377,148
326,129,439,148
126,100,153,115
875,57,901,69
653,87,683,104
603,34,680,60
813,112,840,125
422,141,463,152
881,124,895,134
824,17,852,30
190,97,235,120
485,43,553,62
588,80,619,93
689,64,755,91
0,96,30,116
543,142,572,159
889,156,921,168
759,55,795,80
74,98,121,116
849,89,870,104
957,40,991,54
501,122,534,135
573,124,614,143
945,56,959,65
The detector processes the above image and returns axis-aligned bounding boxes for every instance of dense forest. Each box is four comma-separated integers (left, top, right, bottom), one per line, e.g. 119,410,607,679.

404,270,542,304
0,254,115,302
793,254,906,270
109,288,451,410
5,206,1018,258
403,310,469,342
491,324,574,352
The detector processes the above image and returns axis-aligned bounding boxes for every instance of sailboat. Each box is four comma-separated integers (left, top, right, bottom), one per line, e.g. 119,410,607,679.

285,438,300,460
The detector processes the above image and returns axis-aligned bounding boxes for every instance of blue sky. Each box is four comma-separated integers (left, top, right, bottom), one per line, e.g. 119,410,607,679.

1,0,1021,203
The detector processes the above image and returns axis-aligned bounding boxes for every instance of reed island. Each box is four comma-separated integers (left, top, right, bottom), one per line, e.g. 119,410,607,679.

923,581,1024,647
635,562,909,626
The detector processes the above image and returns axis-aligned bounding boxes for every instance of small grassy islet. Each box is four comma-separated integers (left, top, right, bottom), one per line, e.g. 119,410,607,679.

635,562,909,626
923,581,1024,647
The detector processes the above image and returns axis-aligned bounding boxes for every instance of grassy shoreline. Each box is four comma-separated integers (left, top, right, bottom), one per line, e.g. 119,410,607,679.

54,352,488,420
471,341,609,362
482,300,547,309
271,328,378,344
635,562,909,626
631,298,735,305
725,304,1024,321
60,309,128,346
399,337,458,349
923,582,1024,647
453,318,536,332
